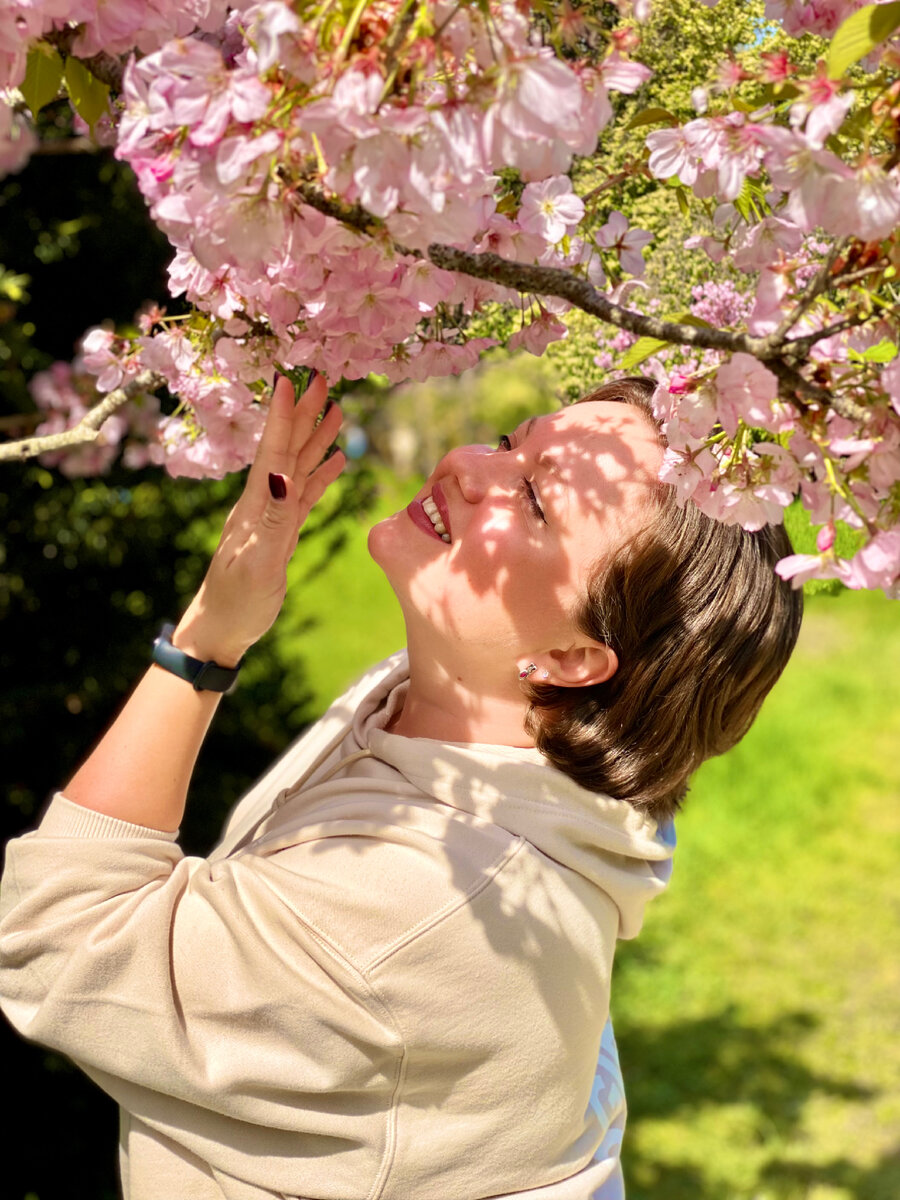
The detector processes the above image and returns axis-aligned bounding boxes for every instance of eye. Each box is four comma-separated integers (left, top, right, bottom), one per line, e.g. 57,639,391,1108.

521,478,547,524
497,434,546,524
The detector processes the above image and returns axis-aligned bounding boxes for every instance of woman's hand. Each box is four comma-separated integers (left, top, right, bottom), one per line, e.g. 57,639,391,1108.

174,373,345,667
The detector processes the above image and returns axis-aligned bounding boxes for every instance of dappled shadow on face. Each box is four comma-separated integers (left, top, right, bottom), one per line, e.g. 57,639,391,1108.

368,401,663,726
613,1005,882,1200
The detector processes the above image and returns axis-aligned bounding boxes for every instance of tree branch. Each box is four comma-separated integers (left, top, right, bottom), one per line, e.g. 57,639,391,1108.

425,243,765,356
41,29,126,92
761,240,847,350
0,372,162,464
250,182,884,430
289,182,381,238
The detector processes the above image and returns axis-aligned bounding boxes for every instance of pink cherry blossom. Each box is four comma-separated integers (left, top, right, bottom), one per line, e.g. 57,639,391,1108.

508,312,568,356
518,176,586,243
0,104,36,175
846,530,900,594
775,551,849,588
714,353,786,436
596,211,653,276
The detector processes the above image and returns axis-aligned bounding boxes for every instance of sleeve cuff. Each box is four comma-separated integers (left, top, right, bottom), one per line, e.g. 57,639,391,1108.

38,793,180,842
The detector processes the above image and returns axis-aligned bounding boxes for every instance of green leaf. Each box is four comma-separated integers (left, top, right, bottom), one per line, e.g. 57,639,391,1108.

847,338,897,364
675,186,691,219
64,57,110,129
827,1,900,79
661,311,713,329
619,336,669,370
627,106,679,130
21,44,64,116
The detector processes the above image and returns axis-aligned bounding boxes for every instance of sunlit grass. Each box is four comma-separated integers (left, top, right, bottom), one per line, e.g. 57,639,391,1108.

615,588,900,1200
276,467,414,718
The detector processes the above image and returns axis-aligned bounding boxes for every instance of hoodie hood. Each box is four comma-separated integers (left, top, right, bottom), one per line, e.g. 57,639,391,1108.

216,651,675,940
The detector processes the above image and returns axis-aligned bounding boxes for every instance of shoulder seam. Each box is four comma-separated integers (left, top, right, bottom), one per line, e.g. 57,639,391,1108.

362,836,527,974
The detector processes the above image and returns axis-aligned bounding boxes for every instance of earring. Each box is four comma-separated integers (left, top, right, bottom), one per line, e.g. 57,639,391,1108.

518,663,538,679
540,668,550,680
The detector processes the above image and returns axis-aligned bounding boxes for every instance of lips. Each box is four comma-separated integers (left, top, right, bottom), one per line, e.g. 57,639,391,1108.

406,480,452,544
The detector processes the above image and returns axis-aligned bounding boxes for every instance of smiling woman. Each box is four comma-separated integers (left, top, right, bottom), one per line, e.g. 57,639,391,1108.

0,375,802,1200
367,396,666,748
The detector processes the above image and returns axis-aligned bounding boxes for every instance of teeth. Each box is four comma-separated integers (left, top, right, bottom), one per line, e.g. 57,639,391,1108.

422,494,450,543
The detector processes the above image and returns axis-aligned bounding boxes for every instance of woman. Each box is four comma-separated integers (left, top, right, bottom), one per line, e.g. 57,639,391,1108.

0,374,801,1199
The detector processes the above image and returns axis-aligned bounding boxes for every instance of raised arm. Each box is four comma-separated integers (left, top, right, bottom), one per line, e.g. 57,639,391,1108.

64,373,344,832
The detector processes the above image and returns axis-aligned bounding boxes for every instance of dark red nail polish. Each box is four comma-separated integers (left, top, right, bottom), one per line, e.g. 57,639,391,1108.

273,370,282,386
268,472,287,500
323,398,335,416
308,368,318,386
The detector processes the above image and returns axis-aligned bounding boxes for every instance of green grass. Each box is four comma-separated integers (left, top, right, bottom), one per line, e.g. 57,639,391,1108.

275,499,900,1200
614,588,900,1200
274,467,415,717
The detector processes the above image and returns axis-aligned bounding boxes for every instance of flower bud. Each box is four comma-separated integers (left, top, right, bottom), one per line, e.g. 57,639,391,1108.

816,523,836,554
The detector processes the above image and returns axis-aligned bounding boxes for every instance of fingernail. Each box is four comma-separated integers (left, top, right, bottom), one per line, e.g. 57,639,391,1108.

268,472,287,500
323,398,335,416
273,370,282,387
308,368,318,385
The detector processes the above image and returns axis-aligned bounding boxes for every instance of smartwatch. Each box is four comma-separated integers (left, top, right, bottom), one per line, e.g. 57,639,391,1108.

151,623,242,693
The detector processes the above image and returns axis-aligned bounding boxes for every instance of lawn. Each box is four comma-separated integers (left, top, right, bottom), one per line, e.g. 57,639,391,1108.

613,586,900,1200
282,486,900,1200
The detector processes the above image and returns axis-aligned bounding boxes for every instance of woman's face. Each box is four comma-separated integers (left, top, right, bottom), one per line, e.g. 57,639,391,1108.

368,400,663,677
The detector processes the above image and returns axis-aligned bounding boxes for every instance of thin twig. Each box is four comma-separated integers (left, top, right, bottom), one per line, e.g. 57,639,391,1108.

582,162,650,204
766,357,870,422
762,240,847,349
783,313,872,358
830,263,890,288
0,371,163,464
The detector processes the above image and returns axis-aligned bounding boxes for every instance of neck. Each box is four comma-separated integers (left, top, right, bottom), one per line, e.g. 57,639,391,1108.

388,640,535,747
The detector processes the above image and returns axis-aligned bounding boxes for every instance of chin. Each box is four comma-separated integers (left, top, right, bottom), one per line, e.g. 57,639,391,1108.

366,511,399,570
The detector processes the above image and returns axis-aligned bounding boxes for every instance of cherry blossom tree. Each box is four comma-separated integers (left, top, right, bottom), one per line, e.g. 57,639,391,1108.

0,0,899,593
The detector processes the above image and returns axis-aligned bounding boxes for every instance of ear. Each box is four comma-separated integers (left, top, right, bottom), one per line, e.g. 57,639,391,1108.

547,641,618,688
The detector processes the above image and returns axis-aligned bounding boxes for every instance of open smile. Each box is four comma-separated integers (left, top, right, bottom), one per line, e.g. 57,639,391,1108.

406,481,452,544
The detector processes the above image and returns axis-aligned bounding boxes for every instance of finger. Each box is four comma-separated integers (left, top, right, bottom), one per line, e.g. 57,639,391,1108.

295,450,347,527
253,470,306,578
286,372,330,464
245,376,300,497
293,401,343,488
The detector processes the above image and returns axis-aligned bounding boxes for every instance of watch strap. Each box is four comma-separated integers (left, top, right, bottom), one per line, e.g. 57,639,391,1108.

151,623,241,693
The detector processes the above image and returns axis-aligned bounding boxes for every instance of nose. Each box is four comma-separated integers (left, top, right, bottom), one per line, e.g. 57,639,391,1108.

442,443,516,505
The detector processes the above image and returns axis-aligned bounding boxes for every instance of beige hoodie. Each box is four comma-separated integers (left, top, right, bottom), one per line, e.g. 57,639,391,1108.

0,652,674,1200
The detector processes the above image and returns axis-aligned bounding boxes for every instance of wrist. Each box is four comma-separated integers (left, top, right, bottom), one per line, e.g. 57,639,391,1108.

173,608,247,669
151,623,243,694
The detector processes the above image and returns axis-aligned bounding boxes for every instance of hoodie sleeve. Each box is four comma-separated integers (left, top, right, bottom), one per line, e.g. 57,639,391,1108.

0,795,401,1133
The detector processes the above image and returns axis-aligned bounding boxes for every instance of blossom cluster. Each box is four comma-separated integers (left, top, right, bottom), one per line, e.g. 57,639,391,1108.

595,251,900,594
31,341,162,476
0,0,235,95
581,1,900,594
39,1,648,474
5,0,900,593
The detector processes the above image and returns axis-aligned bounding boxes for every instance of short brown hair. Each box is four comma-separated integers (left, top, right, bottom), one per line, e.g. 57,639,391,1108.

525,377,803,821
